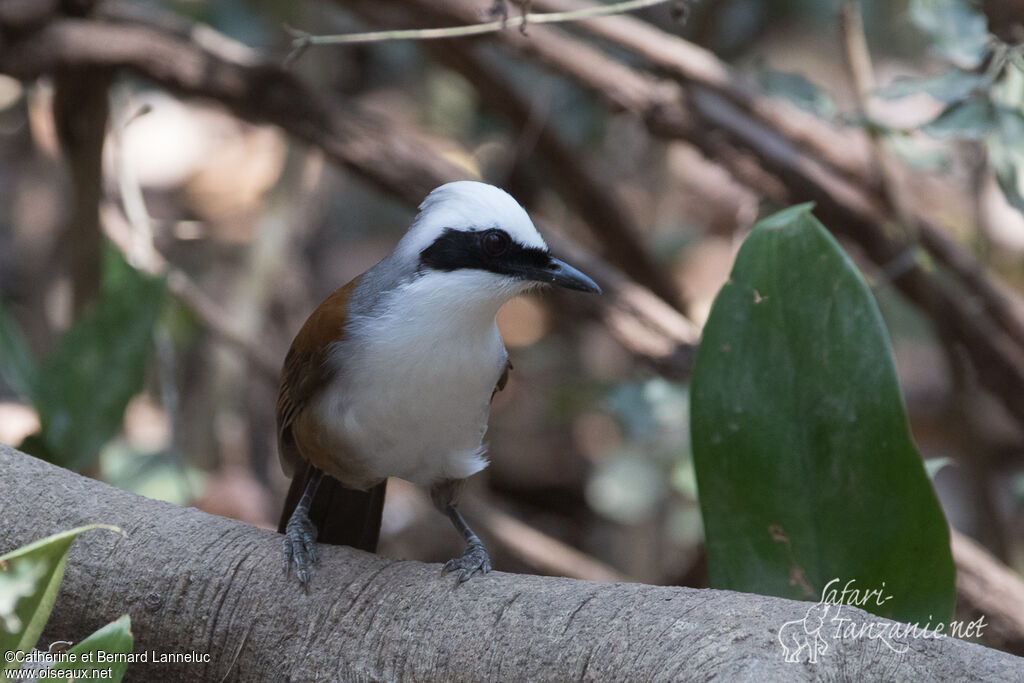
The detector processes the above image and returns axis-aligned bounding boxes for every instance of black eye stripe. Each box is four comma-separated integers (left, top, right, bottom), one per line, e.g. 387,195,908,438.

420,228,550,276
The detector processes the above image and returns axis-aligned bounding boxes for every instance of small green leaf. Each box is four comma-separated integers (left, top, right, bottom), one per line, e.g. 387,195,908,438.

924,457,954,480
28,247,165,469
989,107,1024,214
885,132,951,171
0,298,37,400
922,99,997,139
755,66,835,119
51,615,133,683
909,0,989,68
691,204,955,625
0,525,121,673
0,559,45,633
875,70,989,103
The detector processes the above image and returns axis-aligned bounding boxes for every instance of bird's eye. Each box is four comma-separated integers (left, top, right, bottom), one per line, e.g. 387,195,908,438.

481,229,510,257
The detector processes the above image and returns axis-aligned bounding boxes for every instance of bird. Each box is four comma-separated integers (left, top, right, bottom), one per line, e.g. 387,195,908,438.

277,180,601,588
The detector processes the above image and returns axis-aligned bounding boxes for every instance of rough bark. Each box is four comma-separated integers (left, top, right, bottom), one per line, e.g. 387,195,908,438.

0,445,1020,681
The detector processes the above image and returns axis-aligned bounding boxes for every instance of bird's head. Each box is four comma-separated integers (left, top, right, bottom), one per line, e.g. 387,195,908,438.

395,181,601,300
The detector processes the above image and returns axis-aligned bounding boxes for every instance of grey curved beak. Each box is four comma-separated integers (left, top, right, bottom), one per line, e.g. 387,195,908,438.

535,257,602,294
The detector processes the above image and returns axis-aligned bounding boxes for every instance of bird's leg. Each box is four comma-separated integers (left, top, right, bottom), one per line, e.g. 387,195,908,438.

282,467,323,590
431,479,491,583
443,504,492,582
489,0,509,28
489,0,532,34
518,0,532,35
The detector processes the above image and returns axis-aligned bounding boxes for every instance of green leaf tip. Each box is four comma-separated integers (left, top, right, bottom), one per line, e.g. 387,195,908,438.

753,202,817,230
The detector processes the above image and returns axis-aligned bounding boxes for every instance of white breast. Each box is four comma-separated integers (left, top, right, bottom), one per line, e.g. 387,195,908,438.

313,270,511,488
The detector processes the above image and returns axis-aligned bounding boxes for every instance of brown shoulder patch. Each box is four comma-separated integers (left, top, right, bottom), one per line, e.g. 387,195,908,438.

276,277,360,474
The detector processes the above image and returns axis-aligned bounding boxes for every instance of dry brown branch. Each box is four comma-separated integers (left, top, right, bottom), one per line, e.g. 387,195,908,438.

838,0,915,235
467,497,630,583
53,66,111,316
419,37,684,309
532,0,1024,360
3,443,1022,680
518,0,876,187
953,529,1024,656
2,7,704,379
391,482,630,583
532,0,1024,365
100,205,281,383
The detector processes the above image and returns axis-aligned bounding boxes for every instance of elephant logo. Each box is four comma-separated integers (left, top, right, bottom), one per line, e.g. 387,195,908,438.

778,602,832,663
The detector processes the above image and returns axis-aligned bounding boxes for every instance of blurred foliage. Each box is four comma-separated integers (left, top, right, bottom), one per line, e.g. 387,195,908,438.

691,205,955,623
588,379,692,524
877,0,1024,213
0,525,129,681
908,0,988,69
100,442,204,506
755,64,837,119
0,248,165,469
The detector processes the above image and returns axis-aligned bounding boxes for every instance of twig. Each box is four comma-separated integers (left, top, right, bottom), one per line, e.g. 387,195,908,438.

838,0,915,238
99,204,281,383
952,528,1024,656
530,0,875,189
466,495,630,583
53,68,112,317
286,0,673,63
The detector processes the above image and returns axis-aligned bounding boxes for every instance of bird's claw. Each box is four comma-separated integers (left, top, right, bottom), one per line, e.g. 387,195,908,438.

442,542,491,583
488,0,509,27
282,512,318,590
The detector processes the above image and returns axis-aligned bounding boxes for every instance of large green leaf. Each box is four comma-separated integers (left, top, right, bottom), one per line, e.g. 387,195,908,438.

690,204,955,625
0,525,121,674
51,615,133,683
28,248,165,469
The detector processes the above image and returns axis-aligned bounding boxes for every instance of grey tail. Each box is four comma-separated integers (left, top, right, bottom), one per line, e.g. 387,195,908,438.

277,462,386,552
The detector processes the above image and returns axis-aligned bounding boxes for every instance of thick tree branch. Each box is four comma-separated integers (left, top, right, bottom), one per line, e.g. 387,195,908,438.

2,444,1021,680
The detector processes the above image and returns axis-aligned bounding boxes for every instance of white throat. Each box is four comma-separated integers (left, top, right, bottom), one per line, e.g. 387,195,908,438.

317,269,516,488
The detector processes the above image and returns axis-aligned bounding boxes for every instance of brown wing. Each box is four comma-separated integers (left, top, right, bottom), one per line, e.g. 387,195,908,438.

276,277,360,475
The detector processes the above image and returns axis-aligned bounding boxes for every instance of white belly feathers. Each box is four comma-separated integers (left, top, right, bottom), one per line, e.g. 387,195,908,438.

313,270,511,488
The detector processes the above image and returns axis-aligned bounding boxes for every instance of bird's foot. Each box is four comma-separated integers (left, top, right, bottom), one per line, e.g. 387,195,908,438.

282,508,318,590
488,0,509,28
519,0,532,35
442,541,491,583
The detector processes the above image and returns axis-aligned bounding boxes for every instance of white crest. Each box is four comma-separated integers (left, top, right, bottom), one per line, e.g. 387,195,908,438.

393,181,547,262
